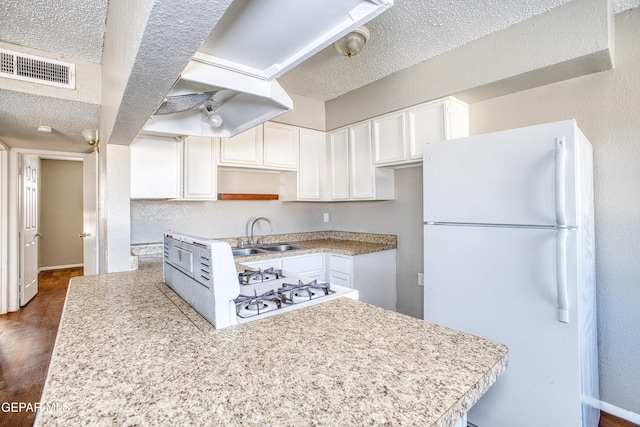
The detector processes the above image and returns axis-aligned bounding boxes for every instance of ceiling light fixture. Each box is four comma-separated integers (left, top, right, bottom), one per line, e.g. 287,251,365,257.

82,128,100,153
37,125,52,134
334,26,370,57
204,103,224,129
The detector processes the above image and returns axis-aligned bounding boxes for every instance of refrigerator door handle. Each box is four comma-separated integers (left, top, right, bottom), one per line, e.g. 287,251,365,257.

555,137,567,226
556,228,569,323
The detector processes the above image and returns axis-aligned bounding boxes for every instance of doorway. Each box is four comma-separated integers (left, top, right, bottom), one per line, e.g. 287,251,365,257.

39,159,84,271
2,149,97,314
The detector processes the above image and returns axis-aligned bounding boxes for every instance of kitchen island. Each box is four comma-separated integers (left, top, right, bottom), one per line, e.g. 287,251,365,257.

36,260,508,427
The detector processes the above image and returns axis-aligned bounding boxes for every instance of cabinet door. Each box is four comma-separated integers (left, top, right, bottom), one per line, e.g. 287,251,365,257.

329,128,350,200
130,137,180,199
282,254,324,273
373,111,407,165
219,125,262,166
328,271,352,288
298,129,325,200
349,122,375,199
183,136,216,200
263,122,298,170
407,101,447,160
244,259,282,270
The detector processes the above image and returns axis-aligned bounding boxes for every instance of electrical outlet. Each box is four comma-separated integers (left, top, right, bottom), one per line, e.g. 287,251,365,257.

323,212,330,223
418,273,424,286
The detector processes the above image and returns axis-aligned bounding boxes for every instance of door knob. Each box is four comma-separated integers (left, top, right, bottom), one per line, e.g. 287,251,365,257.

79,233,90,238
35,233,43,238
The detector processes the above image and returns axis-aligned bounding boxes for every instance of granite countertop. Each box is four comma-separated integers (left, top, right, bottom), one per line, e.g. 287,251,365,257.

37,261,508,427
131,231,398,265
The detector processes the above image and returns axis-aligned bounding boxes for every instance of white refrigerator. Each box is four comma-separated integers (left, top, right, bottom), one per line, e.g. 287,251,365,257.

422,120,599,427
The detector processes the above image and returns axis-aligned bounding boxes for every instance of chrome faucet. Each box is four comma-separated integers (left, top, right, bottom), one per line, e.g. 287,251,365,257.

249,217,274,245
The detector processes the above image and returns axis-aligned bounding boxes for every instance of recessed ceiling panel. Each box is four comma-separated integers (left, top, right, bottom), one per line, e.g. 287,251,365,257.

197,0,393,79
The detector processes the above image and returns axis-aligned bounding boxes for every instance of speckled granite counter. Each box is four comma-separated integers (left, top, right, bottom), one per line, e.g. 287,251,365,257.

131,231,397,266
36,260,507,427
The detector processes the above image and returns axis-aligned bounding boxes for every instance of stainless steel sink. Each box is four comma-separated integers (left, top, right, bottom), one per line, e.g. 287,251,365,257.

231,243,306,256
232,248,266,256
260,244,306,252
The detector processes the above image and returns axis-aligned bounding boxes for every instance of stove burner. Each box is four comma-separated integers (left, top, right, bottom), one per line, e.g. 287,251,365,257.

238,267,284,285
235,289,281,318
278,280,333,305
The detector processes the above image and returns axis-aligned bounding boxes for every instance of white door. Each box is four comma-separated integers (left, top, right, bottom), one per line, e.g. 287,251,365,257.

82,151,98,275
423,223,585,427
423,120,578,226
20,154,39,305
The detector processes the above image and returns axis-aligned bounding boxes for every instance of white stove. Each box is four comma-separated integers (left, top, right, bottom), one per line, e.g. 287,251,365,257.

162,231,358,329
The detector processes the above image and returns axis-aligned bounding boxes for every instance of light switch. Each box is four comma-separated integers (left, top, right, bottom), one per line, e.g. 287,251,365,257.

323,212,330,223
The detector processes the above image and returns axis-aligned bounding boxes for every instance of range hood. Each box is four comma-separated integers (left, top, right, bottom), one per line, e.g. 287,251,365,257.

143,62,293,138
143,0,393,138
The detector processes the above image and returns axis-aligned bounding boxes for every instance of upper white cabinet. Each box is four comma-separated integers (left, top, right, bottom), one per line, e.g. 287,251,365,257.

349,122,376,199
130,135,217,200
263,122,298,170
130,137,181,199
328,123,394,201
372,111,407,165
219,125,263,167
280,128,326,201
183,136,217,200
219,123,297,171
374,97,469,166
329,128,350,200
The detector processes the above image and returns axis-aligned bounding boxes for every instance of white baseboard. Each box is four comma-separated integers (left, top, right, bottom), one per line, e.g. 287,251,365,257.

600,400,640,424
39,263,83,272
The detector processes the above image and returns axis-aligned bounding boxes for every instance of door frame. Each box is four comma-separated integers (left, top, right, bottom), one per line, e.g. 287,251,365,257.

0,142,8,314
3,148,97,314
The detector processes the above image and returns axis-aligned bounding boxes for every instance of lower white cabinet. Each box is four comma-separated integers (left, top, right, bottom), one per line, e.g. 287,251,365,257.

282,253,325,281
242,250,396,311
326,250,396,311
244,258,281,270
244,253,325,281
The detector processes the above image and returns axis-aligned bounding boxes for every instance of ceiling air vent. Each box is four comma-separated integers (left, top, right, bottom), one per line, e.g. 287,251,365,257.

0,48,75,89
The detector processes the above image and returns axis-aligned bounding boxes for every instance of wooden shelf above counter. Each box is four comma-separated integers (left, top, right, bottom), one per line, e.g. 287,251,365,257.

217,193,279,201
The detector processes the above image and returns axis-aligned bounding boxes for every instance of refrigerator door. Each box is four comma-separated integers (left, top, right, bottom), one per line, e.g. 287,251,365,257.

423,223,593,427
423,120,578,226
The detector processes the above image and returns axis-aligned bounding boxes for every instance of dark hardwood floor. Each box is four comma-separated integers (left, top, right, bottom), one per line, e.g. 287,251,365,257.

0,267,82,427
0,267,637,427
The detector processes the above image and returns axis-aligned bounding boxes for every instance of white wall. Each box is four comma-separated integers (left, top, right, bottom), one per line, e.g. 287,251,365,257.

325,0,613,130
468,8,640,416
103,145,131,272
328,167,424,318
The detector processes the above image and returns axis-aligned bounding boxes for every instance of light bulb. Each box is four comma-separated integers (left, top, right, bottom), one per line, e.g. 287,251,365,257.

334,26,370,57
208,114,223,128
345,33,365,54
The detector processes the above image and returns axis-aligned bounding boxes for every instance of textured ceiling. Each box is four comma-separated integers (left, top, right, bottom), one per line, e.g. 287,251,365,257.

0,0,639,152
278,0,640,101
0,89,99,153
0,0,108,63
